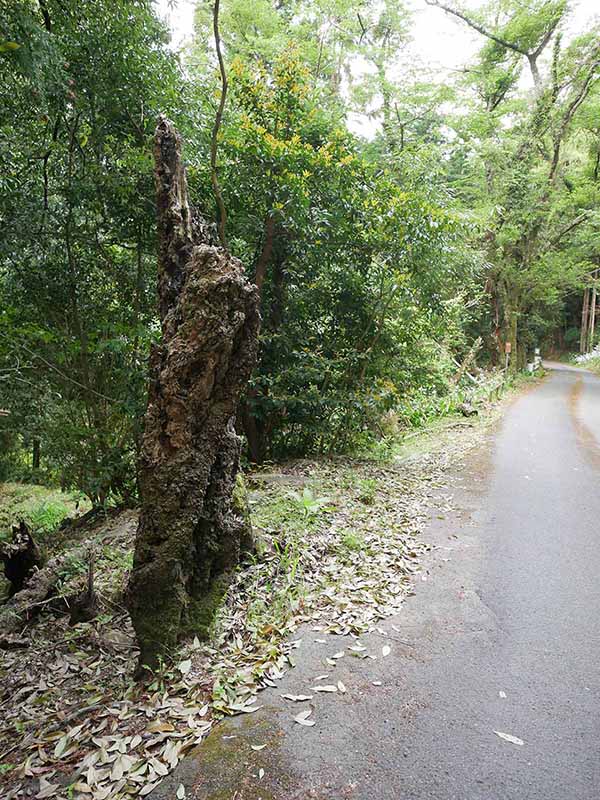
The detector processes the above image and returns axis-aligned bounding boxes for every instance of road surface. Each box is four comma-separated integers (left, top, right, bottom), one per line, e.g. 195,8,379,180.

155,363,600,799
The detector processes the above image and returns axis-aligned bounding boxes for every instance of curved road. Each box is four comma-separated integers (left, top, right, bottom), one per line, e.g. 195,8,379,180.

158,363,600,799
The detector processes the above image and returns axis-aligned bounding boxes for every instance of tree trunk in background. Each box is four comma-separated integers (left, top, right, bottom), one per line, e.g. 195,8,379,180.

126,117,260,675
32,438,40,471
588,285,597,352
580,287,590,353
241,224,288,464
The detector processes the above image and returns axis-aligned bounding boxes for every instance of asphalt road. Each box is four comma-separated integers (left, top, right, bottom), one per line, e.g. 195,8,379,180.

156,363,600,800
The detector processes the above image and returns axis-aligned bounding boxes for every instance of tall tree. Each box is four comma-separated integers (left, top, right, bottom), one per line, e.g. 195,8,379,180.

429,0,600,364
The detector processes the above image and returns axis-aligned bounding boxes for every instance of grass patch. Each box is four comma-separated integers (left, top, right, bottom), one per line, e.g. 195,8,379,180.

249,483,332,534
340,530,366,552
356,477,377,505
0,483,89,541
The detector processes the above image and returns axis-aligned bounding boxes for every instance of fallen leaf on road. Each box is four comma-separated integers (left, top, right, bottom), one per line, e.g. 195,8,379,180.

281,694,313,702
494,731,524,746
382,645,391,657
258,768,265,780
251,744,267,751
176,784,186,799
310,685,337,693
294,709,315,727
337,681,347,693
499,691,507,699
372,681,382,686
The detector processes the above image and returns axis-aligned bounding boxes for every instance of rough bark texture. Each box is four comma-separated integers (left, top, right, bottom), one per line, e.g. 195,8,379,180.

1,521,45,597
126,117,260,673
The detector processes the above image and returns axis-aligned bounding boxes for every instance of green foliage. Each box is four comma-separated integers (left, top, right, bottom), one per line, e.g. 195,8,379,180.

356,478,377,506
56,552,88,586
440,0,600,365
341,530,366,553
24,498,71,536
288,487,331,518
188,46,481,460
0,483,85,540
0,0,179,502
1,0,596,504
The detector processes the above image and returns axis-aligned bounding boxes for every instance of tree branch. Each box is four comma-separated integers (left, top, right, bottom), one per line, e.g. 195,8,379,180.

550,212,590,245
425,0,561,92
550,68,600,181
424,0,529,57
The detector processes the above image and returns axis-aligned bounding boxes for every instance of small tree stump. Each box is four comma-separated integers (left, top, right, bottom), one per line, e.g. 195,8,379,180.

1,521,45,597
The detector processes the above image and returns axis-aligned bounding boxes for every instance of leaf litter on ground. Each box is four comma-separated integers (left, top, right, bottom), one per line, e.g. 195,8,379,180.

0,421,490,798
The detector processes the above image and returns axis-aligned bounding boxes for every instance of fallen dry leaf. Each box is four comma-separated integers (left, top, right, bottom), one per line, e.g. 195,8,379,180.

294,709,316,727
494,731,524,746
281,694,313,702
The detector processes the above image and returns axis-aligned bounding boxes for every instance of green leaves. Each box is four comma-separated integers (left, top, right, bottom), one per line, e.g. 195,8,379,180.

288,488,331,519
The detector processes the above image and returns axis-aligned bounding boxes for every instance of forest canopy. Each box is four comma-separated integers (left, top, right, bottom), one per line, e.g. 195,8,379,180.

1,0,599,501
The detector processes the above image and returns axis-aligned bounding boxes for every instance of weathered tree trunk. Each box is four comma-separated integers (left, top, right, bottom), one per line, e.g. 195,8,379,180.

126,117,260,674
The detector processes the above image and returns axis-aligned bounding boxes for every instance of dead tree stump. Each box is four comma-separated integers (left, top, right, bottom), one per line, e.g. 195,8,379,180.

1,521,45,597
126,117,260,674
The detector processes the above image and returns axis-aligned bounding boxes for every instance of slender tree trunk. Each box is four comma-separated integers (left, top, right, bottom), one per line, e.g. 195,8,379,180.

32,438,40,471
580,287,590,353
588,285,597,352
241,223,288,464
126,118,260,674
506,304,518,373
